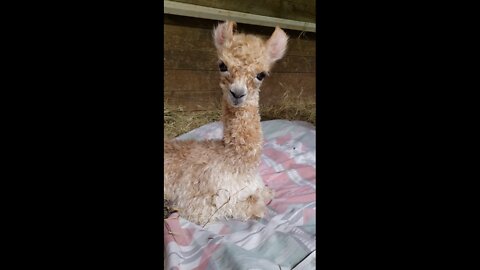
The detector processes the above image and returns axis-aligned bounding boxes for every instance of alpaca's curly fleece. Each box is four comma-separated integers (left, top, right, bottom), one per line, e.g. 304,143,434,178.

164,21,288,225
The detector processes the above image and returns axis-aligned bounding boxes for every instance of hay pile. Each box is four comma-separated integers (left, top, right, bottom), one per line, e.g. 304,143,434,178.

164,91,315,138
259,90,316,125
164,105,221,139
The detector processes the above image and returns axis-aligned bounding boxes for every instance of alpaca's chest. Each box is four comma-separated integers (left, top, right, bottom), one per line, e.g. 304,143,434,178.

165,164,264,202
204,170,265,206
211,169,262,191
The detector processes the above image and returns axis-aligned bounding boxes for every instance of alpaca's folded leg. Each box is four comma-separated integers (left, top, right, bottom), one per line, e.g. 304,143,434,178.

233,192,270,220
248,194,267,219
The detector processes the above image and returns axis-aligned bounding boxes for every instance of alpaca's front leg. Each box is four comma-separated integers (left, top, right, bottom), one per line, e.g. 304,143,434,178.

261,186,274,204
246,194,268,219
232,188,273,220
254,174,274,203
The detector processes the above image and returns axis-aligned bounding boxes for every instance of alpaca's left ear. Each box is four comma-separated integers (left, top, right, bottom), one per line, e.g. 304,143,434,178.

266,27,289,63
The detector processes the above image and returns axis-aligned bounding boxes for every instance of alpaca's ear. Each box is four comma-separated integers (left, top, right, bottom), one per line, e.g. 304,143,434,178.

213,21,236,49
266,27,289,63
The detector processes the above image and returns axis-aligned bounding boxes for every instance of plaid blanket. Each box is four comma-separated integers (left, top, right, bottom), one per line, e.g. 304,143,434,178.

164,120,316,269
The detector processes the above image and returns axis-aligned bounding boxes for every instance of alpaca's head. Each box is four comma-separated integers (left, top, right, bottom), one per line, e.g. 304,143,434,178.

213,21,288,108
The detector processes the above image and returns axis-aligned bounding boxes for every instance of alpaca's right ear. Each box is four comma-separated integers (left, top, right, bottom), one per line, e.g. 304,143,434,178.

213,21,236,49
266,27,289,63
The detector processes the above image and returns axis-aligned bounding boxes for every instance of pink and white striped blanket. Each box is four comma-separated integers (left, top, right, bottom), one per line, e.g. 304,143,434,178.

164,120,316,269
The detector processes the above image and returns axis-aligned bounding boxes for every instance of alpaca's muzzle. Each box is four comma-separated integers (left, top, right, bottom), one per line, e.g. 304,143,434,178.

229,88,247,106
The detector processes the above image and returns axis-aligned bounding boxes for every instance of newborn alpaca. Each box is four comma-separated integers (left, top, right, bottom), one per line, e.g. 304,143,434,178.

164,21,288,225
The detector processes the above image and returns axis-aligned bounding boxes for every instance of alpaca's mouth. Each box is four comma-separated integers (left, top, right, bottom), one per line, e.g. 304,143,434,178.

230,96,246,106
232,100,243,106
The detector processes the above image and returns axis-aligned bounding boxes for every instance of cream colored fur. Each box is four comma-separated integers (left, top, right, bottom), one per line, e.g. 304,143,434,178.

164,21,288,226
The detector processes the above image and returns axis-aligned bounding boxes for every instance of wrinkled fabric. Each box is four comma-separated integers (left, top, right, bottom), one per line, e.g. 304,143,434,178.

164,120,316,270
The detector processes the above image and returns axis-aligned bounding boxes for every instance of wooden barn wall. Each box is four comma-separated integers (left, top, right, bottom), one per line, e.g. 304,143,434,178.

168,0,316,23
164,14,316,111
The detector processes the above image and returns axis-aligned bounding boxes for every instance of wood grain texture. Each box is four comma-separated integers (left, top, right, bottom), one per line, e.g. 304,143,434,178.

164,89,222,111
164,71,315,110
164,50,315,73
164,23,316,57
168,0,316,23
164,0,315,32
260,72,316,106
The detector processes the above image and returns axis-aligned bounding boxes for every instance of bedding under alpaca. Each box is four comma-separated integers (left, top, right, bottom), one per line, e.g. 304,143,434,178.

164,120,316,269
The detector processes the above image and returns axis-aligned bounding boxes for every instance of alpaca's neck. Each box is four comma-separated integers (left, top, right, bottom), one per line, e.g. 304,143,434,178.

222,101,262,164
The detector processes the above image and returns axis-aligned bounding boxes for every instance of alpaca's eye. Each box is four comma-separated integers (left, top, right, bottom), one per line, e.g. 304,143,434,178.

219,62,228,72
256,72,266,81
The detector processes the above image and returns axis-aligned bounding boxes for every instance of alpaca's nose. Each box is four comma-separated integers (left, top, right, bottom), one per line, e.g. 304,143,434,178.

230,89,246,99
